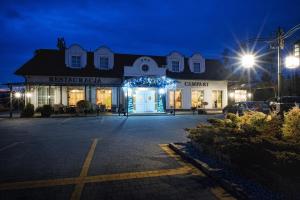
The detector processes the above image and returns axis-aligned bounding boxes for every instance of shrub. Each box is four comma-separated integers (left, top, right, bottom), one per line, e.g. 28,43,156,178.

76,100,92,113
207,118,226,126
41,105,53,117
188,124,218,144
207,118,237,129
21,103,34,117
262,113,283,138
226,113,240,124
35,107,43,113
239,111,267,135
282,107,300,138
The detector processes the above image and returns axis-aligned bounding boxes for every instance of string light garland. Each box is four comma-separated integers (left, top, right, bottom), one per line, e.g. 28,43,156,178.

123,76,177,88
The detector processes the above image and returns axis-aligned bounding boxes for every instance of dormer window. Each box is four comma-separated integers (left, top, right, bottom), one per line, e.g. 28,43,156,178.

172,61,180,72
65,44,87,68
71,56,81,68
193,63,201,73
167,52,184,72
94,46,114,70
100,56,109,69
189,53,205,73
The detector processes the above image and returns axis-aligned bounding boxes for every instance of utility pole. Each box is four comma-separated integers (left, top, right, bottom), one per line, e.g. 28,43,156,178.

276,27,284,102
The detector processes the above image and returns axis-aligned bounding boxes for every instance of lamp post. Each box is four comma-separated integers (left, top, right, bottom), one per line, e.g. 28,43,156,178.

240,53,256,100
240,24,300,102
14,92,22,113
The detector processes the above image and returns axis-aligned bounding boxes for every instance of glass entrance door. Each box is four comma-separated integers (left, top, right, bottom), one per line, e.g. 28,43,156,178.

135,88,156,113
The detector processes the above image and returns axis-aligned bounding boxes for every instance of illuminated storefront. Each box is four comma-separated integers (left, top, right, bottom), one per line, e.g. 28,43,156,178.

15,44,228,113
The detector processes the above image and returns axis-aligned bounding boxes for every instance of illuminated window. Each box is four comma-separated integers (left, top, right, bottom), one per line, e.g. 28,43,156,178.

172,61,180,72
68,88,84,106
234,90,247,102
100,57,109,69
212,90,223,108
193,63,201,73
191,90,204,108
37,87,54,107
71,56,81,68
169,89,182,109
96,89,112,109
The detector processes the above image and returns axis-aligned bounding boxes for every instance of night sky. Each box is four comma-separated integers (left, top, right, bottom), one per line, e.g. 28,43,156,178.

0,0,300,84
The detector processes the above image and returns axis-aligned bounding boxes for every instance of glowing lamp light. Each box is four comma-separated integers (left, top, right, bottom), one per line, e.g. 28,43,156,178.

241,54,255,68
229,92,235,98
25,92,32,98
285,55,300,69
127,88,132,96
159,88,165,94
14,92,21,98
247,93,252,98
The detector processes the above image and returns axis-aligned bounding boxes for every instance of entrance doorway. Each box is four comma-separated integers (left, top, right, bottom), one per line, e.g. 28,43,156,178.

135,88,156,113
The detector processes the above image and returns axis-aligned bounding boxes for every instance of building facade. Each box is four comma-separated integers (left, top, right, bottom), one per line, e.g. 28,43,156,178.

15,44,228,113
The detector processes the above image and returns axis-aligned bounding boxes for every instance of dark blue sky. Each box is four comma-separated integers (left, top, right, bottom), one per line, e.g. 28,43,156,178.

0,0,300,84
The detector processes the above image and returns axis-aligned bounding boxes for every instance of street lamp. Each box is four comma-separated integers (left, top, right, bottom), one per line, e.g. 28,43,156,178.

14,92,22,113
14,92,21,98
241,54,256,68
240,53,256,100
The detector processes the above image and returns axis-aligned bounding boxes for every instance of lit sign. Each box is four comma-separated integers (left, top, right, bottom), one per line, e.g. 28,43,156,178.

184,81,208,87
48,76,101,84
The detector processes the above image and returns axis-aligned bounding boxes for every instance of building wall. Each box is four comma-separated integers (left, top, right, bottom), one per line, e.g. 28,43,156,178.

166,79,228,110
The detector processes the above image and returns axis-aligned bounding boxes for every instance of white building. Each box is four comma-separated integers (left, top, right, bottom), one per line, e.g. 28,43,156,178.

15,44,228,113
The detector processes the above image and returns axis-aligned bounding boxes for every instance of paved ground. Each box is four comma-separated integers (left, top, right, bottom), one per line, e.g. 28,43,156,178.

0,115,234,200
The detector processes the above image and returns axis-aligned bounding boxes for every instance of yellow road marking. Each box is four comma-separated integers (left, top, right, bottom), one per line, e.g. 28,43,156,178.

0,142,235,200
70,138,98,200
84,166,192,183
210,187,237,200
159,144,204,176
0,167,192,191
0,177,80,191
160,144,236,200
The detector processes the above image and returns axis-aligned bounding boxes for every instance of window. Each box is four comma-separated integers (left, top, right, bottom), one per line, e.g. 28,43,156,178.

71,56,81,68
193,63,201,73
68,88,84,106
100,56,109,69
234,90,247,102
96,89,112,109
171,61,180,72
191,90,204,108
141,64,149,72
169,89,182,109
212,90,223,108
37,87,54,107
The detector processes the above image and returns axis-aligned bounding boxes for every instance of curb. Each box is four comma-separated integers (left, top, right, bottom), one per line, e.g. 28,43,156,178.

169,143,249,200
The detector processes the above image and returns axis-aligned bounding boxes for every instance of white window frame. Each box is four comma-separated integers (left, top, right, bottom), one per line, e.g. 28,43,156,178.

99,56,109,70
193,62,201,73
171,61,180,72
71,55,81,68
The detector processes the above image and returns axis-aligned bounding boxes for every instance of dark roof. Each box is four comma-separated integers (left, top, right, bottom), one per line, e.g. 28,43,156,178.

15,49,227,80
166,58,227,80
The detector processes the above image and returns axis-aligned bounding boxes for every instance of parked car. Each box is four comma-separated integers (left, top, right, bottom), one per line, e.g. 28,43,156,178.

268,96,300,114
223,101,270,116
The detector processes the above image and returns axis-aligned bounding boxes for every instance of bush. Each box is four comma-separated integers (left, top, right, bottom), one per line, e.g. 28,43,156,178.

41,105,53,117
239,111,267,135
76,100,92,113
35,107,43,113
21,103,34,117
262,113,283,138
282,107,300,138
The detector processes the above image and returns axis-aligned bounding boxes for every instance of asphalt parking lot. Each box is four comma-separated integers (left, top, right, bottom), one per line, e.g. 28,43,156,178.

0,115,234,200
